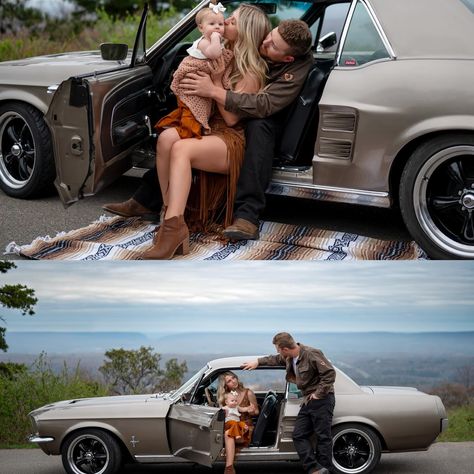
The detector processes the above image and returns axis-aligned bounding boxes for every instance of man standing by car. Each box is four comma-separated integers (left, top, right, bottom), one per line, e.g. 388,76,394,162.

103,18,314,239
242,332,336,474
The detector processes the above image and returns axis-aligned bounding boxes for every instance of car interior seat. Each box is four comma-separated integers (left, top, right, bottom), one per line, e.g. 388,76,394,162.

251,390,278,447
274,58,334,166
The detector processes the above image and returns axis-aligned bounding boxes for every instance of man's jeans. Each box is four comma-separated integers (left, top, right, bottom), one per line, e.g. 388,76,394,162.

292,393,335,473
133,168,162,212
233,114,285,225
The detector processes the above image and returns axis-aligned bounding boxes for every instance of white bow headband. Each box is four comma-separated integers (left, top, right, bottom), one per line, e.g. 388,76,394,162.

209,2,226,14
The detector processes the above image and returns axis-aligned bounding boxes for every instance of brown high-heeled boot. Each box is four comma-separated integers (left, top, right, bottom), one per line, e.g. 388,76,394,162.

142,215,189,260
151,205,168,244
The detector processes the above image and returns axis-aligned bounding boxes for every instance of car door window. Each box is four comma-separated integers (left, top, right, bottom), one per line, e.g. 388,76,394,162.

339,0,390,67
311,2,351,61
459,0,474,14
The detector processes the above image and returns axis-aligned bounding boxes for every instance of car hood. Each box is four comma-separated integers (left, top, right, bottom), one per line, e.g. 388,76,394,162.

0,50,131,87
29,392,173,420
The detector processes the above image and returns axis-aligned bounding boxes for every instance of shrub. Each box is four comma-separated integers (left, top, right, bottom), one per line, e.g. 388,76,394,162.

0,353,107,446
430,383,471,408
0,9,179,62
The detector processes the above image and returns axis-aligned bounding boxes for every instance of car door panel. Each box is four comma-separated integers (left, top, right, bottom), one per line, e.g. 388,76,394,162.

167,404,224,467
46,65,154,205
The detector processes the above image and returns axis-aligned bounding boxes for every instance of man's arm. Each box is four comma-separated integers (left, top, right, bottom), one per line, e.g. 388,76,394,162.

241,353,285,370
225,56,314,119
180,54,313,119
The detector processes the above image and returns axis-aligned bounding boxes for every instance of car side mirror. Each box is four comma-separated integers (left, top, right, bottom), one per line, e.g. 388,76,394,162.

317,31,337,53
100,43,128,61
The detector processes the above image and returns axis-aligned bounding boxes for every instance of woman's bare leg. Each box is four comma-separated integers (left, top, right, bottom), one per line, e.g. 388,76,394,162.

156,128,180,206
165,135,228,219
224,433,236,466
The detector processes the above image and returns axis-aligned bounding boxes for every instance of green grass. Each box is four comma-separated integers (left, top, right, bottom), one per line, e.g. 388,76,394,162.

438,404,474,442
0,9,178,62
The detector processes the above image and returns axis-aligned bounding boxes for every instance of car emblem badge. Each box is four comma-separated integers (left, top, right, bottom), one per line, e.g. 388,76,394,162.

130,435,139,447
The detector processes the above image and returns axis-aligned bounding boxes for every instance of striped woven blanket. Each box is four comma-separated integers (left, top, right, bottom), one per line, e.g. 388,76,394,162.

5,216,427,260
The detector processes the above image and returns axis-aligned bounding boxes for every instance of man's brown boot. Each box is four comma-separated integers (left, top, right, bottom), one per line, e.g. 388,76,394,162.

223,218,259,240
142,215,189,260
103,198,157,220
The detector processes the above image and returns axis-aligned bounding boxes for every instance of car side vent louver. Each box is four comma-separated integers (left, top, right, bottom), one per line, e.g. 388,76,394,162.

321,113,356,132
319,138,353,159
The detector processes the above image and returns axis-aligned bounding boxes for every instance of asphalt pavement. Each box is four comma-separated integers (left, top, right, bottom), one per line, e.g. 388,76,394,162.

1,442,473,474
0,169,411,260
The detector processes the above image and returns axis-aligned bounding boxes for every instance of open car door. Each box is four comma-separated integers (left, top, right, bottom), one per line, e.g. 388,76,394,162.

167,404,224,467
45,5,154,205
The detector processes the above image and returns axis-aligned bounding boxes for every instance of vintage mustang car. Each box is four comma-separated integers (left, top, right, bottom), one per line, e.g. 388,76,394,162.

28,356,448,474
1,0,474,259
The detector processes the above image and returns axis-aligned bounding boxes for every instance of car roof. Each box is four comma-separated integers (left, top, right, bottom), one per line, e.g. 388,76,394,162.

370,0,474,59
208,356,270,370
206,356,363,393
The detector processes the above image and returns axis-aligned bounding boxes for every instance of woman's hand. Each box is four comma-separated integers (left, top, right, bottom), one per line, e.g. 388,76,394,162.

246,403,257,415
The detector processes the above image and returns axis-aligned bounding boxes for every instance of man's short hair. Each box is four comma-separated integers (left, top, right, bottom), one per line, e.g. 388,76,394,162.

278,20,312,58
272,332,297,349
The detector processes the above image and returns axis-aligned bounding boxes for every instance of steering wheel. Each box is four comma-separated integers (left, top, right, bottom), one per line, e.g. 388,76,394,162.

205,387,217,407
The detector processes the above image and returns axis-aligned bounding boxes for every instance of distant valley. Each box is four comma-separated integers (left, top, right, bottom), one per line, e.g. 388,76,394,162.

2,331,473,391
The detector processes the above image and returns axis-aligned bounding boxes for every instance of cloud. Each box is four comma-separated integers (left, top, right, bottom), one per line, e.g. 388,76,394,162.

3,261,474,333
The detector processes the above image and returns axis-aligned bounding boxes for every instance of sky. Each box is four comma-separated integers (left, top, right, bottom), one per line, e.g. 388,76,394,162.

2,261,474,334
25,0,77,18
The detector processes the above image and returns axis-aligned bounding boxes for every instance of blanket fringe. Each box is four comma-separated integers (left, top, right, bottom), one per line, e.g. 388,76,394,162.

4,241,21,255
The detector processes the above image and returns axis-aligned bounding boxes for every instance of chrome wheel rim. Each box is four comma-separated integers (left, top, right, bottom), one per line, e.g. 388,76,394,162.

0,111,36,189
413,145,474,258
332,428,375,474
67,434,110,474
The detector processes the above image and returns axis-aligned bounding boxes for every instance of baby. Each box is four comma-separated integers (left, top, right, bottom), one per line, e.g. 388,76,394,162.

223,391,249,440
156,2,234,138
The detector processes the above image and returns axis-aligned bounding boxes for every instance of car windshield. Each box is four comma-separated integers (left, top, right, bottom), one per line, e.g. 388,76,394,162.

170,365,208,402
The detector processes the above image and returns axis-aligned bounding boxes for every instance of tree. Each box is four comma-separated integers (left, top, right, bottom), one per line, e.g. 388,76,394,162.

155,357,189,392
99,346,187,395
0,261,37,352
74,0,195,17
0,0,43,35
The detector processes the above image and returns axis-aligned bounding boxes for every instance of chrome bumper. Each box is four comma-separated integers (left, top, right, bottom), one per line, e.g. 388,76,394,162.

28,434,54,443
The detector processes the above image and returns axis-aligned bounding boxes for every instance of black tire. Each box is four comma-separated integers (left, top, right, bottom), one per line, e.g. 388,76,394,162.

332,424,381,474
399,134,474,259
0,102,55,198
61,429,123,474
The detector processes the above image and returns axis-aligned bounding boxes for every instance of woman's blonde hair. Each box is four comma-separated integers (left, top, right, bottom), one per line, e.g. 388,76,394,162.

230,4,270,91
217,371,245,406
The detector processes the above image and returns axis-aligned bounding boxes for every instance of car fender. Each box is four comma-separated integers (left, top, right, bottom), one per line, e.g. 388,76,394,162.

60,421,127,449
388,115,474,162
332,416,384,440
0,89,50,116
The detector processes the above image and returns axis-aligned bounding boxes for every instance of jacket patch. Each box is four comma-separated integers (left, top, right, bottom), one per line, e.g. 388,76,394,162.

284,73,294,81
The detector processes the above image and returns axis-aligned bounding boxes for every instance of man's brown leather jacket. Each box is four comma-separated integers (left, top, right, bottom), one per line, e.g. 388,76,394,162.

258,343,335,400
